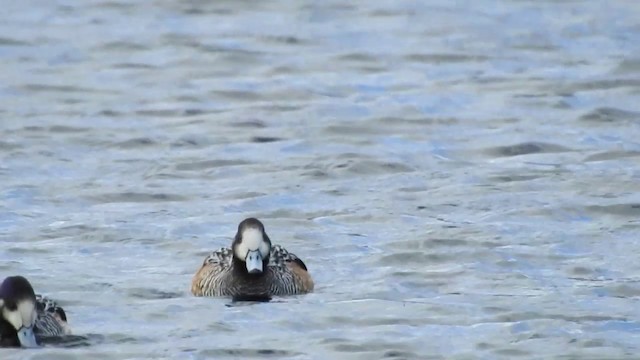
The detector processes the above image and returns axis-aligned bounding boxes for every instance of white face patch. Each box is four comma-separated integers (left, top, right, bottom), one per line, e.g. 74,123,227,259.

235,227,270,261
2,299,36,330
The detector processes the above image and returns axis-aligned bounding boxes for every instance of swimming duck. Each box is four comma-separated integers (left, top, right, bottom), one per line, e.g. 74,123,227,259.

0,276,70,347
191,218,314,299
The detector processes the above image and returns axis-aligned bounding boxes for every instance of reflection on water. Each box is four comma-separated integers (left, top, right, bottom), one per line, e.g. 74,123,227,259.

1,0,640,358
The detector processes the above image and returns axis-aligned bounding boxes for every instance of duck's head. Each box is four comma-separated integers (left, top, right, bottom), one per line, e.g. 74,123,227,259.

0,276,39,348
232,218,271,275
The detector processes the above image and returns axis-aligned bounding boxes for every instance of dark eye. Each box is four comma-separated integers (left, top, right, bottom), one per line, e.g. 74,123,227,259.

4,300,18,311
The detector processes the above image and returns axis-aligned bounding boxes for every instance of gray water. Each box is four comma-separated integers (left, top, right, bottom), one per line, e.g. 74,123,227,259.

1,0,640,359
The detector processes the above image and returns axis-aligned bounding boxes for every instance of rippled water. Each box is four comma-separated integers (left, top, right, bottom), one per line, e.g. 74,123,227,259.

1,0,640,359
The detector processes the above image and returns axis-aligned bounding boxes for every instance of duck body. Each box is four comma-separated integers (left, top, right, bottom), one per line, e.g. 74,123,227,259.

0,276,70,348
192,245,314,298
34,295,70,337
191,218,314,299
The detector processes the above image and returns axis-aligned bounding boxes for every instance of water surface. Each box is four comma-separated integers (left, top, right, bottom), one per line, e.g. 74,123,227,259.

1,0,640,359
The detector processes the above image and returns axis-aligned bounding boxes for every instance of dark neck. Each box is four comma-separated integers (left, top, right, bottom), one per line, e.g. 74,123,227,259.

231,257,269,279
0,318,20,347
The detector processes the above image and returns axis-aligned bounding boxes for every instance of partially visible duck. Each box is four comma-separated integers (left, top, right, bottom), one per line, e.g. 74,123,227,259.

0,276,70,348
191,218,314,299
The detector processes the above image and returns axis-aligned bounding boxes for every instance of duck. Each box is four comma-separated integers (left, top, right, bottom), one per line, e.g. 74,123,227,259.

191,218,314,299
0,276,70,348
